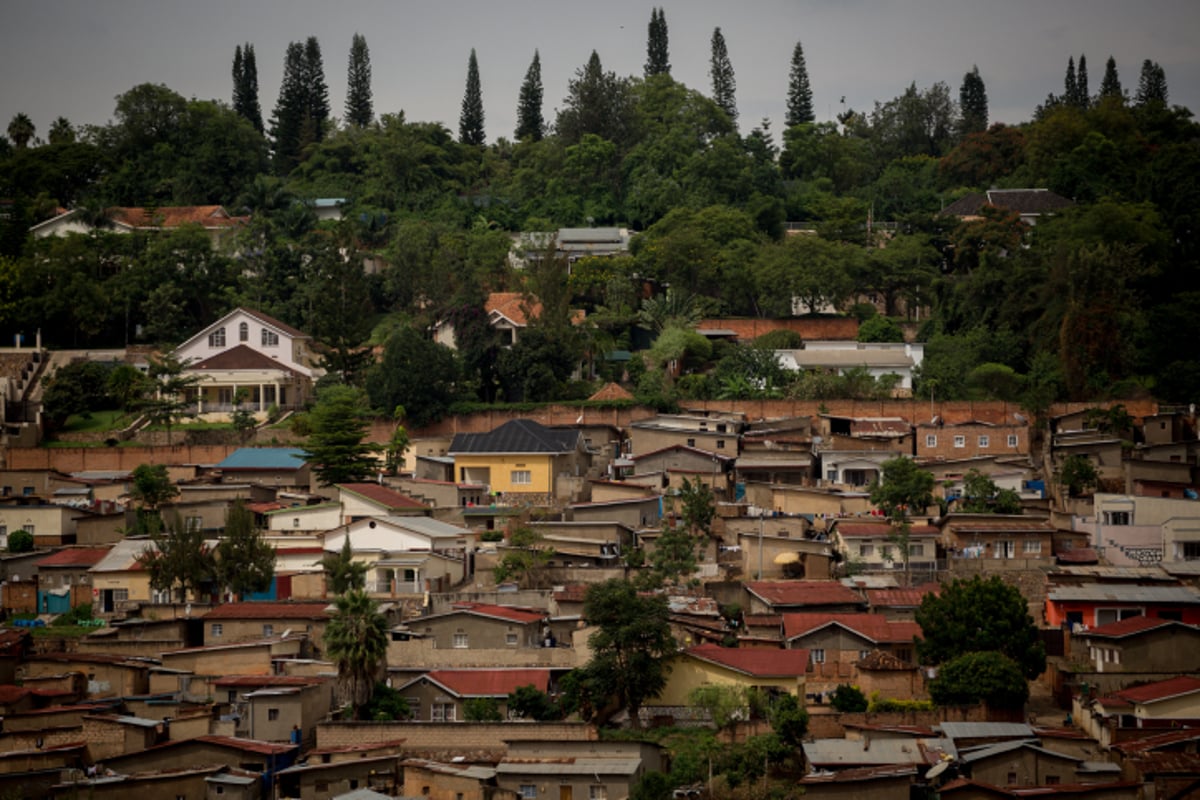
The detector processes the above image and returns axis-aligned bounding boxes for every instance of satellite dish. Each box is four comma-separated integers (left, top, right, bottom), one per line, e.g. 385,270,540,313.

925,761,950,780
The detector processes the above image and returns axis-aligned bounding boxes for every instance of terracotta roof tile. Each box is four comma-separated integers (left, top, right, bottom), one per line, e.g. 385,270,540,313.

588,382,635,402
109,205,248,230
686,644,809,677
445,602,548,624
418,669,550,697
202,602,332,620
337,483,428,510
747,580,864,608
1082,616,1185,638
1113,676,1200,705
37,547,111,568
783,612,922,644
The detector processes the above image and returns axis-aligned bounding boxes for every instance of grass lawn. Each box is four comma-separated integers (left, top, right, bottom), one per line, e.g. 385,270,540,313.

60,409,133,433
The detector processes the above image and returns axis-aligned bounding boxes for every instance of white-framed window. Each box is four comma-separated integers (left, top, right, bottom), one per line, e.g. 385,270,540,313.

1104,510,1131,526
953,435,966,448
1007,434,1019,448
859,544,874,557
1023,539,1042,555
22,523,34,534
910,544,925,557
925,434,937,448
263,624,274,636
589,786,607,800
506,632,519,647
511,470,532,486
1182,541,1200,560
520,786,537,799
211,623,223,637
208,327,226,347
811,648,826,663
406,697,421,718
978,435,990,448
453,632,469,649
113,589,129,603
262,329,279,346
239,321,249,342
431,702,456,721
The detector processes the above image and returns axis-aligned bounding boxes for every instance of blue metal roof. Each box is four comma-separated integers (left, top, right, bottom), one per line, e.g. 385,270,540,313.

217,448,307,470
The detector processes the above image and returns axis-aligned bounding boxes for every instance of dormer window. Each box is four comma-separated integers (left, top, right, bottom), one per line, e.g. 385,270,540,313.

262,329,279,346
239,321,249,342
208,327,226,347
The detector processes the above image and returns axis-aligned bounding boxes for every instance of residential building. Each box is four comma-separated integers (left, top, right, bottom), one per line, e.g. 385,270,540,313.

449,419,589,502
813,416,914,488
939,514,1055,564
30,205,248,247
495,740,664,800
400,602,549,650
652,644,809,706
1045,582,1200,628
35,546,109,614
831,520,940,576
938,188,1074,226
1071,617,1200,674
395,668,551,721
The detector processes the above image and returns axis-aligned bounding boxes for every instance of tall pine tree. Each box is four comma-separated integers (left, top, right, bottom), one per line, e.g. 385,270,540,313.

1064,56,1078,107
709,27,737,125
1135,59,1168,106
232,43,263,132
1076,54,1090,108
1099,55,1123,100
302,36,330,143
270,41,307,174
345,33,373,128
958,65,988,136
785,40,814,127
645,7,670,77
459,48,485,146
515,50,544,141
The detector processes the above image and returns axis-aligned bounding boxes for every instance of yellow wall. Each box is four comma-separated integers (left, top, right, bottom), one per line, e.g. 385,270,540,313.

1136,692,1200,720
653,655,803,706
92,572,152,603
454,454,554,494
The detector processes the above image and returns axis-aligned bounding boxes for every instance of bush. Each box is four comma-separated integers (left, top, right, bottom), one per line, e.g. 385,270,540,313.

867,693,935,712
830,684,869,712
7,530,33,553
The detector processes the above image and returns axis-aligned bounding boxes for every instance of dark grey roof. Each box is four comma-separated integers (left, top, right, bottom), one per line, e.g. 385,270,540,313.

449,419,581,455
940,189,1073,218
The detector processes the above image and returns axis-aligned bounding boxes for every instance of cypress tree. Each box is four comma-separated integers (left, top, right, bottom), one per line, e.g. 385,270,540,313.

459,48,485,146
1099,56,1123,100
709,27,737,125
345,33,373,128
786,40,814,127
958,65,988,136
1064,56,1078,107
1076,54,1089,107
270,41,307,173
515,50,544,142
302,36,330,143
645,7,670,77
1135,59,1168,106
232,43,263,132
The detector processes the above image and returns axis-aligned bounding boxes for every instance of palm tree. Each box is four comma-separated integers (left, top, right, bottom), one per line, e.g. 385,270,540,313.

6,113,35,148
324,589,388,716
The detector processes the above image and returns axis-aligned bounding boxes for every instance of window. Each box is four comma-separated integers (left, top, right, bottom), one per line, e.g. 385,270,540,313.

910,544,925,557
716,440,725,449
1007,772,1017,785
263,624,274,636
1007,434,1019,448
978,435,990,448
1023,540,1042,555
239,321,249,342
811,648,825,663
431,702,456,721
506,632,519,647
113,589,129,603
293,518,301,528
859,544,874,557
262,329,279,346
511,470,532,486
1183,542,1200,560
925,434,937,448
22,524,34,534
406,697,421,718
687,438,696,447
211,623,223,637
589,786,607,800
859,650,871,661
1104,510,1131,526
208,327,226,347
268,708,279,721
453,632,469,649
520,785,538,799
187,515,203,531
881,546,893,562
953,435,966,448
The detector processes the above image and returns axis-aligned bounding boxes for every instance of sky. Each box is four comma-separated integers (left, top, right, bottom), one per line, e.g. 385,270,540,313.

3,0,1199,145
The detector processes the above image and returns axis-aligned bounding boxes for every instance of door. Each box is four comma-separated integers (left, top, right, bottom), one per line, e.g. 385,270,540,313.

560,787,573,800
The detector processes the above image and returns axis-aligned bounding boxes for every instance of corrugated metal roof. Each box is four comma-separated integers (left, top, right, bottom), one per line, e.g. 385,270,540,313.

496,758,643,776
938,722,1035,740
449,419,581,455
218,448,307,470
381,515,472,539
1048,584,1200,603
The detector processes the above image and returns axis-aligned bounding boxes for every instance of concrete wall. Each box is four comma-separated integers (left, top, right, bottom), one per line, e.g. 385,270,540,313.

805,705,988,739
315,721,598,751
387,639,581,671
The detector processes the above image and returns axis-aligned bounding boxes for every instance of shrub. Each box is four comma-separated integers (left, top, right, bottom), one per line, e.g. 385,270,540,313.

830,684,869,712
7,530,33,553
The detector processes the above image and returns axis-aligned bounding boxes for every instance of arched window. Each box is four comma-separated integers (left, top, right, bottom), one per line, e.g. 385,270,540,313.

239,321,249,342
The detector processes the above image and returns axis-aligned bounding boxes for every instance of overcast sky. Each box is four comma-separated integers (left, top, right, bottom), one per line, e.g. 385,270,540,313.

3,0,1198,145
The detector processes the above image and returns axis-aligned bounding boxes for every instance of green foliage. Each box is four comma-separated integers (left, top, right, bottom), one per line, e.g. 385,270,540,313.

459,49,485,146
366,326,462,428
959,469,1023,514
7,530,33,553
215,500,276,600
829,684,869,712
493,525,555,588
768,693,809,747
322,537,368,594
325,589,389,717
709,28,736,125
302,384,380,486
508,684,561,721
688,684,749,731
137,511,217,603
870,456,935,523
464,697,503,721
786,41,814,126
345,34,373,128
515,51,545,142
867,694,935,712
958,65,989,136
1056,454,1099,497
41,360,119,430
916,575,1046,679
232,43,263,133
362,682,411,721
130,463,178,510
856,315,904,343
929,651,1029,708
630,770,672,800
645,8,670,77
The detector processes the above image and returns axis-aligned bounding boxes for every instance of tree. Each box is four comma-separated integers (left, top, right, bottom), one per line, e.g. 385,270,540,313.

362,683,412,721
301,384,380,486
769,693,809,747
214,500,276,600
1075,54,1090,108
785,41,814,127
232,43,264,132
130,463,178,511
459,48,485,146
928,651,1029,709
140,354,201,446
645,7,670,77
138,511,217,603
515,50,544,141
583,579,674,726
958,65,988,137
302,36,331,143
270,37,328,173
1135,59,1168,106
709,27,737,125
829,684,869,712
1055,453,1099,498
230,389,258,443
556,51,635,148
959,469,1023,514
508,684,560,721
345,33,373,128
7,530,33,553
324,588,389,716
40,359,116,430
47,116,75,144
857,315,905,343
6,113,35,149
641,521,702,590
384,412,409,476
689,684,751,733
493,525,555,589
679,477,716,537
1064,56,1078,108
1099,56,1123,100
464,697,503,721
300,234,374,385
365,327,462,429
322,537,368,594
870,457,935,585
915,575,1046,679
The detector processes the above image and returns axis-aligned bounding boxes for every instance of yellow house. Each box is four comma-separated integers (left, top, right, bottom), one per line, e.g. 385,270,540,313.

448,419,587,499
653,644,809,706
89,537,157,614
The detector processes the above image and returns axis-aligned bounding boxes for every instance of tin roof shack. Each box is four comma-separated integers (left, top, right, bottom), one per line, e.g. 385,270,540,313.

47,764,228,800
495,740,664,800
1070,617,1200,675
402,759,506,800
81,711,171,761
394,668,551,722
96,734,298,798
399,603,549,651
797,764,917,800
0,742,88,798
958,739,1120,788
274,753,402,799
628,445,735,499
155,636,307,700
201,601,333,651
744,580,866,615
216,447,312,490
18,653,151,700
36,546,109,614
213,675,333,745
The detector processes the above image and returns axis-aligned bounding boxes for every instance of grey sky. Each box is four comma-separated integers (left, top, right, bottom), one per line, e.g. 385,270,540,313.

3,0,1198,145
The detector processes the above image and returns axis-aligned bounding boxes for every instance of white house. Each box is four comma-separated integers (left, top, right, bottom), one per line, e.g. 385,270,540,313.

173,307,321,413
30,205,248,249
776,342,924,395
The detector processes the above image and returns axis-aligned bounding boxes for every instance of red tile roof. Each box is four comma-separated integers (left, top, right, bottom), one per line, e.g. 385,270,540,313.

109,205,247,230
686,644,809,677
588,382,635,402
202,602,331,620
420,669,550,697
835,522,939,537
1112,676,1200,705
486,292,538,327
338,482,428,510
783,613,922,644
447,602,548,624
36,547,111,568
1082,615,1184,638
866,586,939,609
746,580,864,608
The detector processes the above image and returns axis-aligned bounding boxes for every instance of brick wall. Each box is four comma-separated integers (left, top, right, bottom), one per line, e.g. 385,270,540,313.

696,318,860,342
315,721,597,751
805,705,988,739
